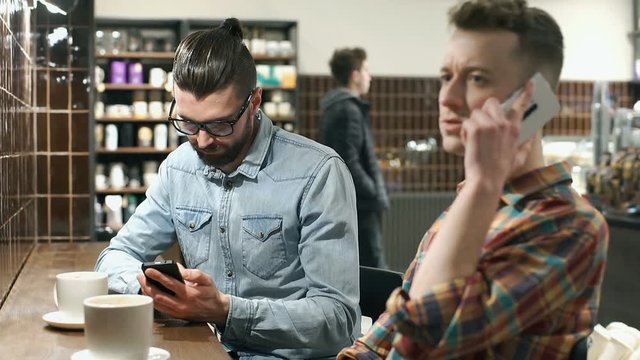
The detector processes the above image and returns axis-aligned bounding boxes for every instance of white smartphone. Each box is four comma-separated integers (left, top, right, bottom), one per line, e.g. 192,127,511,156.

501,72,560,144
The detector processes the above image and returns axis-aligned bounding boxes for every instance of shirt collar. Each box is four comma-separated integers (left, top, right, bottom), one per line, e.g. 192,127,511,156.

456,161,574,206
232,109,273,179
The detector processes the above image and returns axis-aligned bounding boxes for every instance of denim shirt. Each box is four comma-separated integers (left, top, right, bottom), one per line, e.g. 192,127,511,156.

96,112,361,359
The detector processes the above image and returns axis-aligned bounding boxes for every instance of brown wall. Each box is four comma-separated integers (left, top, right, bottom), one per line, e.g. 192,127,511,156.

298,75,605,192
1,0,94,306
33,0,93,243
0,1,36,305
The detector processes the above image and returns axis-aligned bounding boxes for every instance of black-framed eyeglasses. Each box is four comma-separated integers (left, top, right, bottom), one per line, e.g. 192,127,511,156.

168,89,255,137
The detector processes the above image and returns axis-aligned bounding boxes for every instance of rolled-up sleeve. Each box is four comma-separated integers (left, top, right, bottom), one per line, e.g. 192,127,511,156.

388,230,604,358
340,222,606,359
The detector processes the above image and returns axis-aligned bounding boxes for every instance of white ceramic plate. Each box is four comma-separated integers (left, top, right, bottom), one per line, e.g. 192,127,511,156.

42,311,84,330
71,347,170,360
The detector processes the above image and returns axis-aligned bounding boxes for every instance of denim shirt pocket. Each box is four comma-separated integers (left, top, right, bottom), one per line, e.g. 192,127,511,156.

175,206,213,267
241,215,287,279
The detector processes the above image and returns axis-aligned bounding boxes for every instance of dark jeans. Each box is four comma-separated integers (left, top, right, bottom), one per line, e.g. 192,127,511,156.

357,210,387,269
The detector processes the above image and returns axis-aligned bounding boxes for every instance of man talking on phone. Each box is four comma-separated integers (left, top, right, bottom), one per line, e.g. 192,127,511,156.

339,0,608,358
96,18,360,359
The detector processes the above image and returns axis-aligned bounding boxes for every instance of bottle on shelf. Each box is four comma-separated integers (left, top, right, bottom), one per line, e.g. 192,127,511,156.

137,126,153,147
154,123,168,150
148,90,164,119
104,124,119,150
119,123,135,147
132,90,148,118
105,194,124,231
122,195,138,223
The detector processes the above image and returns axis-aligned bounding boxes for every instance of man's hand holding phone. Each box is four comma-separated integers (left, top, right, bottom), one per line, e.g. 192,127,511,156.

140,260,185,296
137,260,230,325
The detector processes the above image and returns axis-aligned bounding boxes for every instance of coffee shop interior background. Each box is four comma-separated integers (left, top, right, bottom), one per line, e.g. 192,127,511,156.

2,0,640,327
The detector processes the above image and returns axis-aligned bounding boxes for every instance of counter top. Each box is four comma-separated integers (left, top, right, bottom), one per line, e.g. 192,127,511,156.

604,211,640,230
0,242,230,359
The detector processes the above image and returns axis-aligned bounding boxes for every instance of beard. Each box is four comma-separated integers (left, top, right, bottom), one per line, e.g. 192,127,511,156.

190,112,256,168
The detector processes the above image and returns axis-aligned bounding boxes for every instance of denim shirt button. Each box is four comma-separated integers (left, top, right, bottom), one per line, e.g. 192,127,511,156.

219,226,226,233
259,232,264,239
224,180,233,190
226,270,233,277
189,223,195,229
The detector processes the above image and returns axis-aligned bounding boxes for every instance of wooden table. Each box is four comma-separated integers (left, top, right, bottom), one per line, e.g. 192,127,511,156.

0,242,230,359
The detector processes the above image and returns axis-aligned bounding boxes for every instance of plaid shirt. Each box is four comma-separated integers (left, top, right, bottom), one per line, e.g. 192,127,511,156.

339,162,609,359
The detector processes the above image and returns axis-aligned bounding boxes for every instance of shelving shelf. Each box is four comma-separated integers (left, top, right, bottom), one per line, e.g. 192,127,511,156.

252,54,296,61
96,52,175,60
96,147,176,154
262,86,296,91
96,187,148,194
102,84,167,91
96,117,168,123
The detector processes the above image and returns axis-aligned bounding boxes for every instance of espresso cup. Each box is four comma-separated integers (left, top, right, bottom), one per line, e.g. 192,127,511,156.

54,272,108,323
84,294,153,360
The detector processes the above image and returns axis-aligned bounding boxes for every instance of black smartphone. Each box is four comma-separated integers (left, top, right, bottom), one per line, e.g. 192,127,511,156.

141,260,185,295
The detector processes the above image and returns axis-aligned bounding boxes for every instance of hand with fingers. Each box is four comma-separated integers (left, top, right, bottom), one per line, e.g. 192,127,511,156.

461,80,536,190
137,263,230,325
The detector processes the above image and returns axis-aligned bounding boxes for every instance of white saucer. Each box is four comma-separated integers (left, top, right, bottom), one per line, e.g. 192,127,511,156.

71,347,170,360
42,311,84,330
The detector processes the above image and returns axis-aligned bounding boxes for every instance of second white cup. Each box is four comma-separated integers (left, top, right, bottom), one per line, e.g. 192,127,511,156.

55,271,108,323
84,294,154,360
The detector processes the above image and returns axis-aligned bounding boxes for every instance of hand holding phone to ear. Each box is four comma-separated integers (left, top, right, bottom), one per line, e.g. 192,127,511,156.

462,77,536,186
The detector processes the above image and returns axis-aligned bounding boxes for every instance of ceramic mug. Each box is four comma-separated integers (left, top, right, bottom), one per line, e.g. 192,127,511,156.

54,272,108,323
83,294,153,360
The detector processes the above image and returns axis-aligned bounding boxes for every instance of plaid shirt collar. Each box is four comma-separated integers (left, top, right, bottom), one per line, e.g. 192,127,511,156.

455,161,574,206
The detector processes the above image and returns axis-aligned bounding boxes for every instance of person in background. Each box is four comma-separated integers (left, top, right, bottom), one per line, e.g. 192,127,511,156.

339,0,609,358
320,47,390,269
96,18,360,359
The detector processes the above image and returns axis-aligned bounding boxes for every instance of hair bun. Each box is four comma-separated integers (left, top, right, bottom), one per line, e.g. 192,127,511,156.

220,18,243,40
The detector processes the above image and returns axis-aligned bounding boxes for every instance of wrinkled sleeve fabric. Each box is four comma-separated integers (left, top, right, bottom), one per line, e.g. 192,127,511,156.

387,228,604,358
340,204,607,358
220,156,360,357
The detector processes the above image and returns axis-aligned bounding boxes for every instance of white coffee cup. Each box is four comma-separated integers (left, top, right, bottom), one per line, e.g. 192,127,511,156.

54,272,108,323
84,294,153,360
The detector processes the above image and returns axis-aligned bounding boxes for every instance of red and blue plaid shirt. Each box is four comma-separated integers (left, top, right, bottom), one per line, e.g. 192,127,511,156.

339,162,609,359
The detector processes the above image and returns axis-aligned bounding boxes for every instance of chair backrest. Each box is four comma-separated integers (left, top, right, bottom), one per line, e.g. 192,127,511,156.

359,265,404,320
569,335,588,360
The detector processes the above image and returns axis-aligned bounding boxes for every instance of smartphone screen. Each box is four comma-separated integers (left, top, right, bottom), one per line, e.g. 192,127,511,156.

501,72,561,144
141,260,184,295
